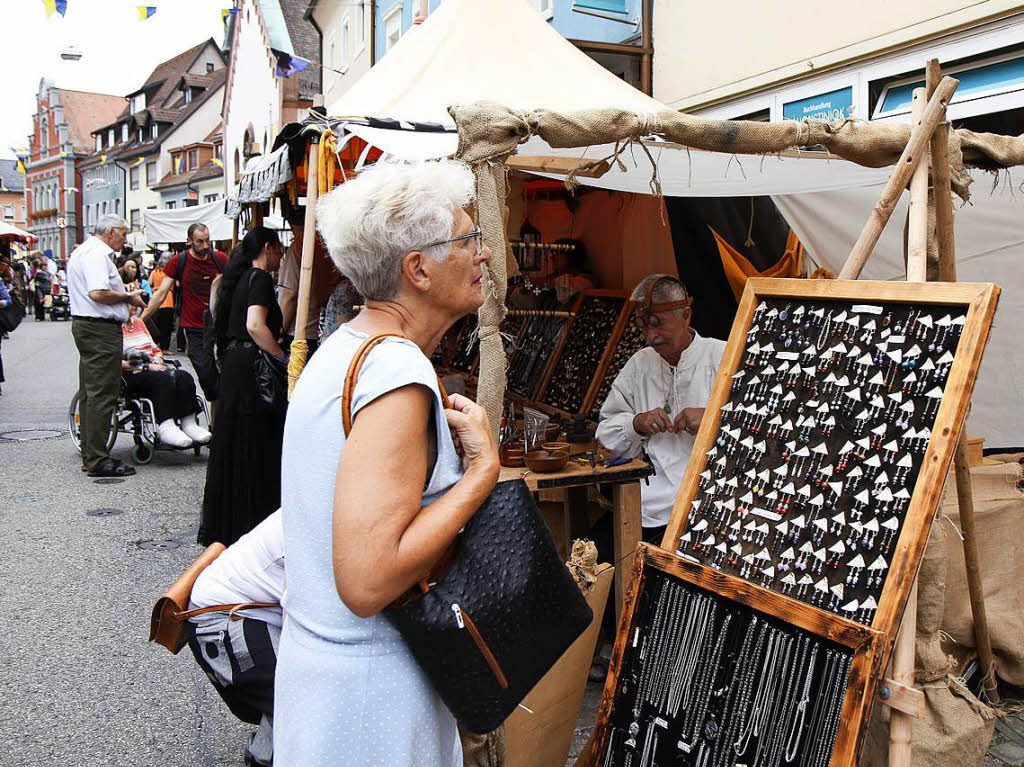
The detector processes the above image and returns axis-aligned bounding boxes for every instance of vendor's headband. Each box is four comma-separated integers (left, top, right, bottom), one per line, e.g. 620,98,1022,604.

634,276,693,328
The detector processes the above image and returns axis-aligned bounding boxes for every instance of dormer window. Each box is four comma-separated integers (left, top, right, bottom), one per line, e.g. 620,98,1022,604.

206,62,215,73
107,128,114,146
121,123,128,143
138,127,144,143
95,134,102,152
151,124,158,140
130,93,146,113
183,88,192,105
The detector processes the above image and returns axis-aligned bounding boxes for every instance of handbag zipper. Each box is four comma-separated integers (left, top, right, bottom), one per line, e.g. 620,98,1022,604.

452,604,509,689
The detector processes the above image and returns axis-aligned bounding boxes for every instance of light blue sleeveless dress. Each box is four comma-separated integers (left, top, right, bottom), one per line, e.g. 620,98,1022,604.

274,326,464,766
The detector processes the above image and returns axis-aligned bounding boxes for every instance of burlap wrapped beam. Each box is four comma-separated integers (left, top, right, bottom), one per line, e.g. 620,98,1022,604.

451,102,1024,203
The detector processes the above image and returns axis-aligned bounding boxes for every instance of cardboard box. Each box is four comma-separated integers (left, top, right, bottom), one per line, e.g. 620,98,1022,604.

504,562,614,767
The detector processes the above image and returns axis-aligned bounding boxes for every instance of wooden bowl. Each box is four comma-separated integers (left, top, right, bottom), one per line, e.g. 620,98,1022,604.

500,444,526,468
542,441,570,453
544,422,561,441
524,449,569,473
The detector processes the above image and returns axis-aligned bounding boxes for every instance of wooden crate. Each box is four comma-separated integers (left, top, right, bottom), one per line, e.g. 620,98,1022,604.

576,544,887,767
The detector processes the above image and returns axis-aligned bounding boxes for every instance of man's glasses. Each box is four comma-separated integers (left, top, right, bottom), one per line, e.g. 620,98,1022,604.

421,228,484,256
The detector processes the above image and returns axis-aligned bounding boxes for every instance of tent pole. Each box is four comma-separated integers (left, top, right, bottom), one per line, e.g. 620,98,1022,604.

288,137,320,397
837,76,957,280
925,59,1000,706
231,216,239,250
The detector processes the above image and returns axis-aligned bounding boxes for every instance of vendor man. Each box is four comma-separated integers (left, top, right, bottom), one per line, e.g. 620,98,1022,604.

596,275,726,542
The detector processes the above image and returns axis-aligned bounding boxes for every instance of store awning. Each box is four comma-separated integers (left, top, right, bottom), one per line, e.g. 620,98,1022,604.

0,221,37,244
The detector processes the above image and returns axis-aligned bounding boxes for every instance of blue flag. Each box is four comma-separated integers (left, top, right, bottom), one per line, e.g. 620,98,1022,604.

276,54,311,78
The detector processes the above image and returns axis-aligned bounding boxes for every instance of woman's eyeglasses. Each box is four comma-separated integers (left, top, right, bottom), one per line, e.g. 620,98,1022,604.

420,228,484,256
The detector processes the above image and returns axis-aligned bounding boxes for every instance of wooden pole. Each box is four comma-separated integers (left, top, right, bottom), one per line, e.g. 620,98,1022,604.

838,76,958,280
231,216,239,250
906,89,930,281
888,580,918,767
926,59,1001,705
294,137,320,345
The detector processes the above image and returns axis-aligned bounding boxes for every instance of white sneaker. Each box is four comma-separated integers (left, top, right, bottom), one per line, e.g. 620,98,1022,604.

157,419,193,448
180,414,212,445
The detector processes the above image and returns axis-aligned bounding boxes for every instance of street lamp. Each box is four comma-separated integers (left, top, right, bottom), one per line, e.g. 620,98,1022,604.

60,44,82,61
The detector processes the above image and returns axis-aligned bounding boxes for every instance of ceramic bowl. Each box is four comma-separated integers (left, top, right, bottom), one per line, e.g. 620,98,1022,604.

524,449,569,473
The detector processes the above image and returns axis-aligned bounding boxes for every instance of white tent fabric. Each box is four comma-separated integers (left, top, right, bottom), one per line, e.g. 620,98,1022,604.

327,0,663,125
143,198,234,245
774,168,1024,448
0,221,37,243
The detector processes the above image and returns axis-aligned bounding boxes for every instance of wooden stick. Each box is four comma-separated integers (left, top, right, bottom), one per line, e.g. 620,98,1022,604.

906,88,930,282
505,309,575,318
294,138,320,344
928,60,957,282
838,76,958,280
926,59,1000,704
888,580,918,767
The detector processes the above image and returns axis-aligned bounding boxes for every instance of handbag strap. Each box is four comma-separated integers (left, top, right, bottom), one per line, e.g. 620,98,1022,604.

341,332,451,437
175,601,279,621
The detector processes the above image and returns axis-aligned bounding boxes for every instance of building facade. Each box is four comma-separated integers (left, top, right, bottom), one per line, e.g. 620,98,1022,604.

153,128,226,209
0,160,28,232
24,79,124,262
654,0,1024,137
81,39,227,249
222,0,321,197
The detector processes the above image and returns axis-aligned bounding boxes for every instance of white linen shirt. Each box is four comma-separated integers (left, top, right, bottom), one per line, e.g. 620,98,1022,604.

189,509,284,628
596,331,726,528
67,236,129,321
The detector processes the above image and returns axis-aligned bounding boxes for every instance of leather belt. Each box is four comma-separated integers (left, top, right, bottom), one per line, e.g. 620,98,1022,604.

72,315,122,325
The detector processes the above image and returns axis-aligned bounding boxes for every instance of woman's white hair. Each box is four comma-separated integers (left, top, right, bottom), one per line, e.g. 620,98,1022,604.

316,159,475,300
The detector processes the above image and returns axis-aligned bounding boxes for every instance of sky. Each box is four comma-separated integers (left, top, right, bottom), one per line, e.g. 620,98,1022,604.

1,0,229,160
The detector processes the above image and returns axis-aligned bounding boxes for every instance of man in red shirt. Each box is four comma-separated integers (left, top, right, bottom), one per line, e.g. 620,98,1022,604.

141,223,227,400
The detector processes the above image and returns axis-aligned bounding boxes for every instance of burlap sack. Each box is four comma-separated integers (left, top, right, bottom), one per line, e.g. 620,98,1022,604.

936,456,1024,685
916,522,954,682
858,678,995,767
460,723,506,767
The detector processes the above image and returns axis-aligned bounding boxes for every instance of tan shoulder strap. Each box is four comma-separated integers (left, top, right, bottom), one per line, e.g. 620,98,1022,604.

341,332,452,437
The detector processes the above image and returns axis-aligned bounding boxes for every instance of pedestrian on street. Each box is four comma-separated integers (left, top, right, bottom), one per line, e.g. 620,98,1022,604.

33,258,52,321
0,278,11,394
198,226,286,547
148,253,176,352
140,223,227,401
274,160,498,766
69,214,146,477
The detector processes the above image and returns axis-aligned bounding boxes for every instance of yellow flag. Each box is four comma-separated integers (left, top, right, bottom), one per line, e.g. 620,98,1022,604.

100,154,107,165
210,157,224,169
132,157,145,167
16,159,26,174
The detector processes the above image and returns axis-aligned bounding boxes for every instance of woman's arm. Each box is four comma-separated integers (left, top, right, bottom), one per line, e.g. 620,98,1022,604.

245,305,286,360
332,387,498,617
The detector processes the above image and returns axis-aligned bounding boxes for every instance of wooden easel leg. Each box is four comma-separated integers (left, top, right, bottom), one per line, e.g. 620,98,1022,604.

611,482,641,627
953,432,1001,703
888,580,918,767
925,57,1001,705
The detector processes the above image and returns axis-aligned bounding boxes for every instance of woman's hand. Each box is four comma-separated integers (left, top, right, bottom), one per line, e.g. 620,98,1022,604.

444,393,499,478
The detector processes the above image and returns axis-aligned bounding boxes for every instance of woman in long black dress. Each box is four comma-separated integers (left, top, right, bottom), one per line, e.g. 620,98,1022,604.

199,226,286,546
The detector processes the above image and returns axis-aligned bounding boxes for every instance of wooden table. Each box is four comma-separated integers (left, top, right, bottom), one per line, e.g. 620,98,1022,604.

498,454,652,625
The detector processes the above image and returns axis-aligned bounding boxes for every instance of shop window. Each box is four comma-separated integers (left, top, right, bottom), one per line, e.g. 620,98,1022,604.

873,52,1024,119
574,0,627,12
130,166,140,190
384,5,402,52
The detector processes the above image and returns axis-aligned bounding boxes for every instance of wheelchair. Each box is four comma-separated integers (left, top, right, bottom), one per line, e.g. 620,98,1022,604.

68,362,212,465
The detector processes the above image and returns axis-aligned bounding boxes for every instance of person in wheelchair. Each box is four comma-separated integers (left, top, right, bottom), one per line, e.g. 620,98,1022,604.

122,316,212,448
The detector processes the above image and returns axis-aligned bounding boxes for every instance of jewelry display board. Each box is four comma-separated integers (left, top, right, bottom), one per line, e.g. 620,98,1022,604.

588,302,646,421
450,314,480,374
507,311,571,400
578,545,885,767
540,290,632,415
665,279,999,642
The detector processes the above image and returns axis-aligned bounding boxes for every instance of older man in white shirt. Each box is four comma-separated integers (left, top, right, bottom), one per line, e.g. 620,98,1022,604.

69,215,146,477
597,275,726,540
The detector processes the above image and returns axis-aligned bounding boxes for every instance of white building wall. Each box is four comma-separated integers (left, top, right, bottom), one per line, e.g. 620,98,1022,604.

223,0,283,197
315,0,373,107
654,0,1024,111
158,86,225,177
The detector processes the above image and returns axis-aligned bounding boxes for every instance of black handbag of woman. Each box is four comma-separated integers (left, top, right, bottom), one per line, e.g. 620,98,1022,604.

343,334,594,734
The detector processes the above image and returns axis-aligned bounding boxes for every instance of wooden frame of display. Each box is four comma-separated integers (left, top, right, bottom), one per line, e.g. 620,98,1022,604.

662,278,1000,647
576,543,888,767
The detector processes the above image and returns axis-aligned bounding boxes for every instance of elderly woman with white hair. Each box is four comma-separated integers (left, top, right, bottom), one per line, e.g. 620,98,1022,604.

274,160,498,765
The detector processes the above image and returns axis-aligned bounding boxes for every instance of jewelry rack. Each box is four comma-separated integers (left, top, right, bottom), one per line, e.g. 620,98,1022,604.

664,279,998,644
588,302,646,421
578,544,886,767
450,314,480,374
538,289,633,416
506,298,572,400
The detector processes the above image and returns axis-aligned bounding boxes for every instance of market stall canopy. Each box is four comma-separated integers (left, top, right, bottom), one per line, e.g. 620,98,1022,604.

143,198,234,245
0,221,37,244
326,0,664,159
226,145,293,218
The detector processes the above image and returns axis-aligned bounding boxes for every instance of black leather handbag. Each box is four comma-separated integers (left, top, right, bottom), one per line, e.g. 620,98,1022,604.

253,349,287,410
342,334,594,734
0,295,25,333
